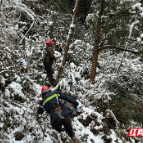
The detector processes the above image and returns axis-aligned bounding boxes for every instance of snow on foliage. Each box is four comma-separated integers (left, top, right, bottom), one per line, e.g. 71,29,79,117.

73,117,104,143
132,2,143,17
9,82,25,98
0,0,143,143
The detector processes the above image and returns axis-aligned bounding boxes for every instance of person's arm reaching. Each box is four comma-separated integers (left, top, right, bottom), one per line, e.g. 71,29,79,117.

37,101,44,120
56,91,79,107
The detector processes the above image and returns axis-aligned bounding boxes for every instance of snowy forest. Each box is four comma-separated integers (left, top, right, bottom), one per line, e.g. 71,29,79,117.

0,0,143,142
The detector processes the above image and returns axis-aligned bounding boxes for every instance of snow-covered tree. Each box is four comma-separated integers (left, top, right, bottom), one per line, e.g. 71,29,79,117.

86,0,143,84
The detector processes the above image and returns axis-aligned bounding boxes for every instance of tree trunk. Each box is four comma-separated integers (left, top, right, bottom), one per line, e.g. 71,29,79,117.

56,0,81,80
90,1,104,84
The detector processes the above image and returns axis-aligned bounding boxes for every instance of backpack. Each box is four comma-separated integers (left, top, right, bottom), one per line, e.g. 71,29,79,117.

59,99,75,111
56,98,76,119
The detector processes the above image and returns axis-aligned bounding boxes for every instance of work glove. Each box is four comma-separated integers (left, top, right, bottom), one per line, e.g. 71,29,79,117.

75,106,78,112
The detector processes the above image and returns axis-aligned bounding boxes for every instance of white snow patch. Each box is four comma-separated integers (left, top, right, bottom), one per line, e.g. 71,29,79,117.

54,51,61,57
109,129,123,143
73,117,104,143
70,62,75,69
14,74,21,82
8,82,25,98
137,37,141,42
19,58,27,68
0,123,4,128
70,24,75,28
140,33,143,38
1,77,6,84
32,83,42,97
5,89,10,97
49,21,53,25
132,3,142,9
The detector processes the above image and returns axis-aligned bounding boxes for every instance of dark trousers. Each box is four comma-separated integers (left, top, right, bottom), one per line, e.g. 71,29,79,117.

44,62,53,78
52,115,75,138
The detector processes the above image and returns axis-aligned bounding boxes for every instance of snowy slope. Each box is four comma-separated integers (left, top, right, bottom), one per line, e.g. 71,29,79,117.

0,0,143,143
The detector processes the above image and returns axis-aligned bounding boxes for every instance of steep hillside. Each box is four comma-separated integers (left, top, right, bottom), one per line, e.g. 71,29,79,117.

0,0,143,143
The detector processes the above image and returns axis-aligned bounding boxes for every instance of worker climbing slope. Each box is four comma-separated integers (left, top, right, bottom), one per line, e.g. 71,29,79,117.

37,86,80,143
44,39,56,85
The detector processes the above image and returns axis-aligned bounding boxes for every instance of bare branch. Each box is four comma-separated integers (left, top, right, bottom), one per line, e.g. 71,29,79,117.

98,45,138,54
100,38,137,43
105,6,141,17
105,12,137,17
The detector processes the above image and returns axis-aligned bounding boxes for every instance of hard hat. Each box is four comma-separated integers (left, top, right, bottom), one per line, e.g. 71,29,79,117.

46,39,53,46
41,86,50,93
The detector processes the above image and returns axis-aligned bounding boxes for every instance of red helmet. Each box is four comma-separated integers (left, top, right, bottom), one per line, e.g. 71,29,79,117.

41,86,50,93
46,39,53,46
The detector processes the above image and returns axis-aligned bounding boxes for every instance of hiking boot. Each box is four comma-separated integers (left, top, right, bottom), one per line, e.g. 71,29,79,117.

72,137,80,143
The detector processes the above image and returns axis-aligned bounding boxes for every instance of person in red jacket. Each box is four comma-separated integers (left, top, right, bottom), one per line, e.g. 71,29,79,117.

37,86,80,143
44,39,56,85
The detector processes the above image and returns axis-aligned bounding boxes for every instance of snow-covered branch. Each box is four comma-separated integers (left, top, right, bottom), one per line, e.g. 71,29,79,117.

106,109,120,129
